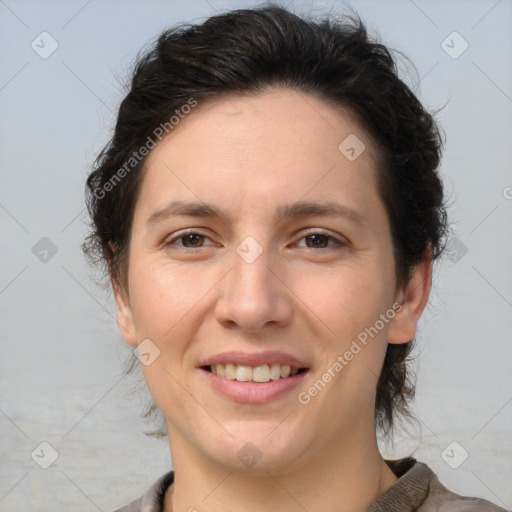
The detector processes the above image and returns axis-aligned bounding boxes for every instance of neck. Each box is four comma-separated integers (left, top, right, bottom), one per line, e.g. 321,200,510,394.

163,422,397,512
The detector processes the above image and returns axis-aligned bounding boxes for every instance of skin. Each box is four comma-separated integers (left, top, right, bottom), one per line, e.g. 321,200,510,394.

113,87,432,512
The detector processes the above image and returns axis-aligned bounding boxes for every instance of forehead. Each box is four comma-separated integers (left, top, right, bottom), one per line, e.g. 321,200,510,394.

136,87,383,222
154,87,375,158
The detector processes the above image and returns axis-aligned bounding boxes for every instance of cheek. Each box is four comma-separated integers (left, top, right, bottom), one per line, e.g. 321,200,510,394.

291,260,394,340
128,255,395,345
128,262,210,337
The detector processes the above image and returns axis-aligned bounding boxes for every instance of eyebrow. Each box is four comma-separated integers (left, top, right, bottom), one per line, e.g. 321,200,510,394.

147,199,366,226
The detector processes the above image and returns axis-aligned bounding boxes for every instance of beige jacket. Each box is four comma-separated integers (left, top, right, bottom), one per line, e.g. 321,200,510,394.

114,458,509,512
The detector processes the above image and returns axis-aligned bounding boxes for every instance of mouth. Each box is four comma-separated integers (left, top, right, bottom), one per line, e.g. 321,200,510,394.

198,352,310,403
202,363,308,383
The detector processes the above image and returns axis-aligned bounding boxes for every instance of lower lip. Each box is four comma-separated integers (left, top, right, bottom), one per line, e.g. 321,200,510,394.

201,368,308,404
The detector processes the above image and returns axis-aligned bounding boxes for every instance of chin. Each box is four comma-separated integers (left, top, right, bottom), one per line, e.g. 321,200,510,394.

200,421,312,473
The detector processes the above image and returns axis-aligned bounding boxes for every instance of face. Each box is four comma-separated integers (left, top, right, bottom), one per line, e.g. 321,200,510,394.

114,87,421,473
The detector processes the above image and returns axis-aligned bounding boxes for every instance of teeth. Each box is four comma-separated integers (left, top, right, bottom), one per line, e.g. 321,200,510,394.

211,363,302,382
253,364,270,382
235,365,253,382
270,363,281,380
225,363,236,380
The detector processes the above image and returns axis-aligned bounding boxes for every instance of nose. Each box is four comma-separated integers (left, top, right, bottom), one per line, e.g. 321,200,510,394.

214,244,294,333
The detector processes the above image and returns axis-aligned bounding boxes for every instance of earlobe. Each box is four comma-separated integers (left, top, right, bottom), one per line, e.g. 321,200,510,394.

112,281,138,347
106,244,138,347
388,257,432,345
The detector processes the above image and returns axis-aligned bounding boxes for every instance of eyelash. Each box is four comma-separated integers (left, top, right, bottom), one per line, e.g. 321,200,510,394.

163,229,347,251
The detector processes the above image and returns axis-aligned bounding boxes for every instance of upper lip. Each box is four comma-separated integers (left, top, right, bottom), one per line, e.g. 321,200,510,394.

199,350,309,369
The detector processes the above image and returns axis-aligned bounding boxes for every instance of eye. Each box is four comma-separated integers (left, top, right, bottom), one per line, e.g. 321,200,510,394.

163,230,214,249
163,229,347,251
295,230,347,249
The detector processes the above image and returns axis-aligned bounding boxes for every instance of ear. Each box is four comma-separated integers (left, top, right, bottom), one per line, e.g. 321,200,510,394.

112,281,138,347
388,254,432,345
107,243,138,347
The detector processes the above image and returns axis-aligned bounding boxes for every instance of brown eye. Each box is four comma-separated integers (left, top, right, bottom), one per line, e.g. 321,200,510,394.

304,234,330,248
164,230,214,250
180,233,205,248
296,230,346,250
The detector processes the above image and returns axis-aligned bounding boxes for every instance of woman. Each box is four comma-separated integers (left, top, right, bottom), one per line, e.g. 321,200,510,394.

83,4,507,511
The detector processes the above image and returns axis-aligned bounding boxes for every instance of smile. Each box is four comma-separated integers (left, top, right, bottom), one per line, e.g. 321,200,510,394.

199,351,310,403
206,363,305,382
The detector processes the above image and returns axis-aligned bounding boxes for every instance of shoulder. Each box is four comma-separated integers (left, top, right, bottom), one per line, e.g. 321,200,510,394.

112,470,174,512
367,458,509,512
420,471,509,512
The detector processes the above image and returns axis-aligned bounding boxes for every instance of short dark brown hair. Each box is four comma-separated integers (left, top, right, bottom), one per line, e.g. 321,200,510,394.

83,3,448,437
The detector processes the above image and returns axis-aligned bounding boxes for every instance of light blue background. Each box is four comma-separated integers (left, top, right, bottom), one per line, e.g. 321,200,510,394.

1,0,511,510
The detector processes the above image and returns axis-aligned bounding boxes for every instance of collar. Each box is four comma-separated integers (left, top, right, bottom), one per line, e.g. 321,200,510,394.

126,457,431,512
367,457,433,511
